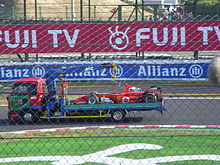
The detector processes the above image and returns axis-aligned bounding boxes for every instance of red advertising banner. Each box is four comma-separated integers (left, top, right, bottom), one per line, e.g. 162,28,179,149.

0,21,219,54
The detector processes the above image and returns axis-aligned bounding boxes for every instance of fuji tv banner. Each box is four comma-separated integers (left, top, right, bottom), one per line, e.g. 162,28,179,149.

0,21,219,54
0,61,209,82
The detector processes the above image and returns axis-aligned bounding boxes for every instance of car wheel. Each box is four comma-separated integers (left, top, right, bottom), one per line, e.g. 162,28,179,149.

111,110,125,122
86,95,98,104
143,93,156,103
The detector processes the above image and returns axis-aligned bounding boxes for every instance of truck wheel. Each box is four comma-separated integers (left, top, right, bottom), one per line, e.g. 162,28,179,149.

86,95,98,104
10,118,22,124
111,110,125,122
20,110,40,123
143,93,156,103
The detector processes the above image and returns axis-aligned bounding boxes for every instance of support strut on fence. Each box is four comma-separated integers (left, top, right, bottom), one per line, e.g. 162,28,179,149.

17,53,24,62
135,0,138,21
128,8,135,21
108,7,118,21
194,50,199,60
36,53,39,62
81,52,85,60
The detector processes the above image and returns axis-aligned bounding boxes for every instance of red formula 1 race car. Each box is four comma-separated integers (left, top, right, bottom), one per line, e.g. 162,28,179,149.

75,84,164,105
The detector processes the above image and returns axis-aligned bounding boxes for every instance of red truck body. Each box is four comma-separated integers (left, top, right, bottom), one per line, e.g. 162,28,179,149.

8,78,46,119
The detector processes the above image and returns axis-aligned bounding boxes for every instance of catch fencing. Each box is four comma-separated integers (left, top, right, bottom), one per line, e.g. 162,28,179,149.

0,16,220,165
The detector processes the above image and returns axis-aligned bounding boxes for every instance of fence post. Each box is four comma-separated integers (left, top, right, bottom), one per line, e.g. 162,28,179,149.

135,0,138,21
39,6,42,19
71,0,74,20
118,5,122,22
24,0,27,22
36,53,39,62
217,1,220,18
88,0,91,21
35,0,37,20
94,5,96,20
80,0,83,21
193,0,198,17
66,6,68,20
81,52,85,60
194,50,199,60
12,5,15,20
153,5,158,21
141,0,144,21
25,53,29,61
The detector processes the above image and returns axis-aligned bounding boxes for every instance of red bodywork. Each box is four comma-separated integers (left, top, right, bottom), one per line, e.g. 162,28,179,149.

12,77,46,106
75,84,163,105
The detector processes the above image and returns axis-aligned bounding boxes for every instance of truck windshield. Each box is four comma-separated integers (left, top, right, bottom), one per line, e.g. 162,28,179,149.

12,83,37,95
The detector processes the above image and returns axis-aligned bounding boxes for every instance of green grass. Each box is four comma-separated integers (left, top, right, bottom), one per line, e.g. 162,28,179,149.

0,162,52,165
0,129,220,164
161,160,220,165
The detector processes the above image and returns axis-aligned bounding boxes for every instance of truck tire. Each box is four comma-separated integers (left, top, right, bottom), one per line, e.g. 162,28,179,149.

143,93,156,103
20,110,40,123
111,110,125,122
9,118,22,124
86,95,98,104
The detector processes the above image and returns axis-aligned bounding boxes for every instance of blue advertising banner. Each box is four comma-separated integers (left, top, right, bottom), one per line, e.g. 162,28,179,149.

0,61,209,82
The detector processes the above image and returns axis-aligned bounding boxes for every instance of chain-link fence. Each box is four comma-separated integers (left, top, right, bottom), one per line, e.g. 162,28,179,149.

0,1,220,164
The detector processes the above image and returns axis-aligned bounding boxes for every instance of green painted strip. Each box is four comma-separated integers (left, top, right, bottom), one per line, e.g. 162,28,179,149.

64,102,162,110
9,95,30,111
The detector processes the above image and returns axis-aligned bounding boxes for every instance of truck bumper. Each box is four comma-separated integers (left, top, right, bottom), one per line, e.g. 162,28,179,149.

8,110,20,119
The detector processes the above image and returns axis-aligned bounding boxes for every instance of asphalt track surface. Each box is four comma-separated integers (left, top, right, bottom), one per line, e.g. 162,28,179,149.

0,85,220,132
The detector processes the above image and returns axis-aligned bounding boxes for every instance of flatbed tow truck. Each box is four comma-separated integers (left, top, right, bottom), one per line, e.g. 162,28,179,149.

7,64,166,123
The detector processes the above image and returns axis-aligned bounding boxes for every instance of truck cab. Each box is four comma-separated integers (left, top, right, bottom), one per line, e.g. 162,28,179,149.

8,78,47,120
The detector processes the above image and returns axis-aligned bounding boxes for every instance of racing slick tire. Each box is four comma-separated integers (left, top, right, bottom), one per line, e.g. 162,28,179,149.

143,93,157,103
86,95,98,105
111,110,125,122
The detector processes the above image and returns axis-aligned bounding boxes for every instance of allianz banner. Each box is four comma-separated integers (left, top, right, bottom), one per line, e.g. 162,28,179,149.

0,61,209,82
0,21,219,54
